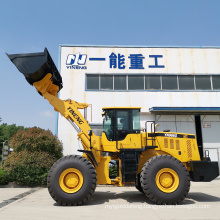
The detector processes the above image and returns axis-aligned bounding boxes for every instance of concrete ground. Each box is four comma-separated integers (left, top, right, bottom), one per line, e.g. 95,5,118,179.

0,179,220,220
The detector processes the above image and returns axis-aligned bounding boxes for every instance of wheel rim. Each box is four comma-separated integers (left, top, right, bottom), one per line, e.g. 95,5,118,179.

59,168,83,193
155,168,179,193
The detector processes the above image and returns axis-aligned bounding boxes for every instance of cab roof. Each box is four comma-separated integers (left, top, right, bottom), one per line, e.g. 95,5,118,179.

102,107,141,110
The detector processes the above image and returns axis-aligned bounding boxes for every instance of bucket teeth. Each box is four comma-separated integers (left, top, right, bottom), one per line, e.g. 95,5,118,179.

7,48,63,91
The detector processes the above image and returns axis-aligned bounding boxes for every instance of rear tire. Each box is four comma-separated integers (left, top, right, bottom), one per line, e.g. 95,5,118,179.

47,155,97,206
140,155,190,205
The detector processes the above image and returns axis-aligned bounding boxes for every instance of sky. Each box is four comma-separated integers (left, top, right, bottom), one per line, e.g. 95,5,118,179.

1,0,220,133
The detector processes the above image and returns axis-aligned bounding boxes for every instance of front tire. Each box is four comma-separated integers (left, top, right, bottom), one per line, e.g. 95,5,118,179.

135,173,144,193
47,155,97,206
140,155,190,205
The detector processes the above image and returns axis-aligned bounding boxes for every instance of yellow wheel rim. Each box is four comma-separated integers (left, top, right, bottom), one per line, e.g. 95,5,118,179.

155,168,179,193
59,168,83,193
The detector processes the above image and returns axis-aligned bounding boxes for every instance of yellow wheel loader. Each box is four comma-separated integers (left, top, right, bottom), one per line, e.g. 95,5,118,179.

7,48,219,206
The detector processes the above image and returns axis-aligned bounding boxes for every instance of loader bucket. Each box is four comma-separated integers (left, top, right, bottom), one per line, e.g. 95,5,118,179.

7,48,63,91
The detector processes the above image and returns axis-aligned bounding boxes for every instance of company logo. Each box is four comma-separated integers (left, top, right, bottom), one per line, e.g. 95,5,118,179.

66,53,87,69
67,107,84,124
165,133,177,138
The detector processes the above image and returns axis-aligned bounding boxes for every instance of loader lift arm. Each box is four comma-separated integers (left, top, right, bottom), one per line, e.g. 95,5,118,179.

33,73,92,150
7,48,100,163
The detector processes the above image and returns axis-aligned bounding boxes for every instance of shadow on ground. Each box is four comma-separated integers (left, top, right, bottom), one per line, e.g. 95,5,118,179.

53,190,220,207
88,190,150,205
188,192,220,202
54,189,198,206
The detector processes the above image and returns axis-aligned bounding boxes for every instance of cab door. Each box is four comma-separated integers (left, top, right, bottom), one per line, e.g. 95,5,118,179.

116,110,130,141
116,109,142,149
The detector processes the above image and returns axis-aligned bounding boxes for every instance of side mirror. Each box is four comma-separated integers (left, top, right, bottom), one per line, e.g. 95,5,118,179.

102,112,107,121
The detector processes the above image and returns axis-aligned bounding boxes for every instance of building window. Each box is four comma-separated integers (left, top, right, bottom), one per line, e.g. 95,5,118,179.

87,75,99,90
145,76,161,90
114,75,127,90
162,76,178,90
86,74,220,91
128,76,144,90
179,75,195,90
100,75,113,90
195,76,211,90
212,75,220,90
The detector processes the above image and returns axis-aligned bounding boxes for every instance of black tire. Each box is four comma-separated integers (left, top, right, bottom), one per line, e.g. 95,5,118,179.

135,173,144,193
140,155,190,205
47,155,97,206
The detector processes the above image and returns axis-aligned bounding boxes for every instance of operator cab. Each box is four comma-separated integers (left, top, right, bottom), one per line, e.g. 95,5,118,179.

102,107,141,141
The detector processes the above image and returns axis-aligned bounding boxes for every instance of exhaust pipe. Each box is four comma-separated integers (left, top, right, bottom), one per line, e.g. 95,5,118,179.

6,48,63,92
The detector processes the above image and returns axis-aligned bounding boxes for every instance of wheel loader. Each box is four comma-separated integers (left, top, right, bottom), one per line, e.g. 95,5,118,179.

7,48,219,206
